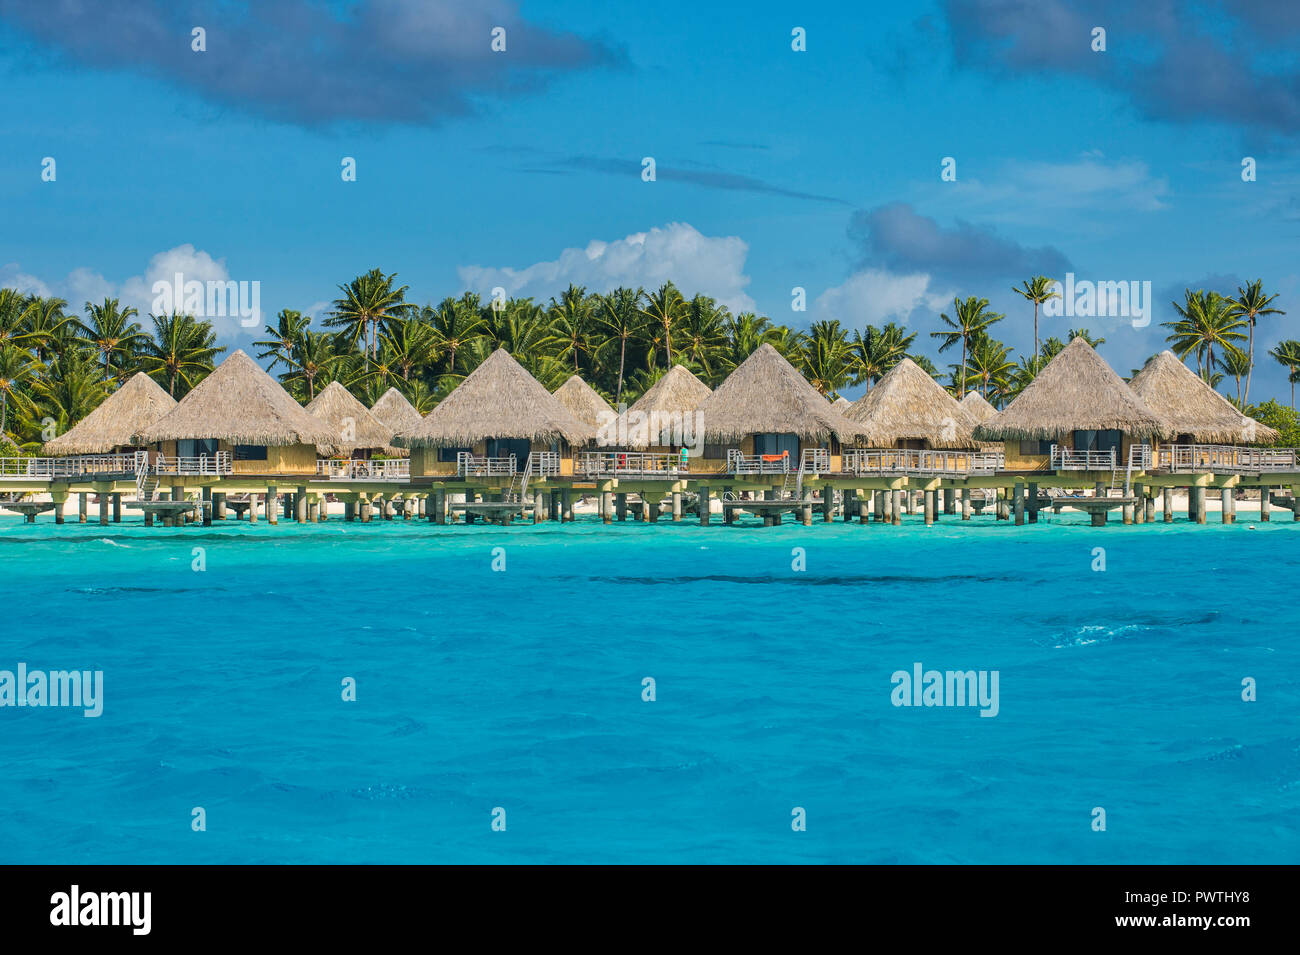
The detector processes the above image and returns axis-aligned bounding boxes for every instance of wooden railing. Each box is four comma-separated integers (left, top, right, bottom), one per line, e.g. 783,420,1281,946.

153,452,233,476
1050,446,1115,470
527,451,561,477
577,451,683,478
316,458,410,481
801,448,831,474
1152,444,1300,473
457,453,516,477
1,451,148,479
727,449,791,475
840,449,1003,475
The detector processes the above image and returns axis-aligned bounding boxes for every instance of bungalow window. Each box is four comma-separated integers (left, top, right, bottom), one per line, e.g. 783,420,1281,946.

703,444,727,459
752,433,800,460
234,444,268,461
1073,430,1122,453
179,438,219,458
1019,440,1054,455
438,447,471,463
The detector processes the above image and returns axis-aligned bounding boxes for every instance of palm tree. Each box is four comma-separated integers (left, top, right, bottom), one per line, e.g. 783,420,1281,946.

677,294,730,383
428,294,483,379
850,322,915,391
931,297,1004,397
1268,340,1300,408
1163,290,1244,378
255,309,311,374
0,344,36,434
594,287,644,404
138,313,224,397
1012,276,1059,369
379,316,439,382
1220,346,1251,405
641,282,687,368
31,346,107,436
1224,280,1285,404
281,330,343,401
800,319,853,395
1066,328,1106,349
20,296,72,363
326,269,412,362
76,298,145,381
963,335,1016,402
545,284,594,374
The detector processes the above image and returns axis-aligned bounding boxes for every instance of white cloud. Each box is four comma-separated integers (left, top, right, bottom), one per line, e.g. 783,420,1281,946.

814,268,952,327
2,245,265,340
458,222,758,313
0,263,51,297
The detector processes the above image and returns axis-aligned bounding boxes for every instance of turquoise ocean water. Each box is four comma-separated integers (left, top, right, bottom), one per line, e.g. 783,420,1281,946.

0,508,1296,864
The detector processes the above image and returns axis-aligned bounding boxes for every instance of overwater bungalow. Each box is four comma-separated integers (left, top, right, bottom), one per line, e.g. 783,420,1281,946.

394,349,592,478
974,337,1168,472
553,375,615,435
136,349,338,476
1129,350,1277,448
307,381,407,480
43,372,176,462
626,364,712,450
844,358,980,450
696,343,865,475
370,386,424,435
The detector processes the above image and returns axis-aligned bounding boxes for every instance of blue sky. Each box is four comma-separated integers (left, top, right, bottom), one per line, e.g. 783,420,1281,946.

2,0,1299,399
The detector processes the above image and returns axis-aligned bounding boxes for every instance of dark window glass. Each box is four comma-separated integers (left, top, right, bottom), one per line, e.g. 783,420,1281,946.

438,447,472,463
234,445,268,461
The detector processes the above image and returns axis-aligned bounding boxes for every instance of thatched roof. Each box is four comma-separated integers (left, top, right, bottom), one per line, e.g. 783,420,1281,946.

393,349,593,448
959,390,998,424
44,372,176,454
630,365,712,416
844,358,980,449
370,386,423,433
974,337,1169,441
306,381,402,455
1129,350,1279,444
136,349,338,451
553,375,615,430
697,343,867,443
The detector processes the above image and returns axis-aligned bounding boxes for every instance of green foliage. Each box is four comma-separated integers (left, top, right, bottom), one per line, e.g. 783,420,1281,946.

1246,399,1300,446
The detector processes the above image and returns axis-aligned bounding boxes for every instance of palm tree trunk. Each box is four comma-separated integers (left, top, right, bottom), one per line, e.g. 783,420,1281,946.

664,323,672,367
960,337,968,397
1244,318,1255,404
616,337,626,404
1,391,7,433
1033,302,1039,365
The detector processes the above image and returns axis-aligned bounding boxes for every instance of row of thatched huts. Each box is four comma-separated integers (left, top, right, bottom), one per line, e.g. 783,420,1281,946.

37,334,1278,480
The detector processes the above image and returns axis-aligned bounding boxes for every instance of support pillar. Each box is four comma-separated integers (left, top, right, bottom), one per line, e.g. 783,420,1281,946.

1260,487,1270,522
1122,498,1133,525
842,488,854,522
248,494,258,524
1163,486,1172,522
1221,487,1233,524
891,488,902,526
562,489,573,523
924,488,935,526
603,490,614,525
213,492,225,520
202,486,212,527
1132,482,1144,524
1192,485,1207,525
961,487,971,520
78,492,88,523
533,489,544,524
296,487,307,522
698,486,711,526
616,493,628,522
821,486,834,523
1014,481,1025,526
671,490,682,522
266,488,278,525
800,489,813,526
54,493,66,525
943,488,955,514
99,493,109,526
1292,484,1300,521
871,489,883,523
1028,483,1038,524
